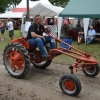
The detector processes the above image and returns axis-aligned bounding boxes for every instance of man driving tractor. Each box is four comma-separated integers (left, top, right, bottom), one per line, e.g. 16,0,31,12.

26,15,56,59
3,15,100,97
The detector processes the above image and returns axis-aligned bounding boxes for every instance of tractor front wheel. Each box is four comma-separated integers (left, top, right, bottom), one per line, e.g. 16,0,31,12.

59,74,81,96
3,43,30,78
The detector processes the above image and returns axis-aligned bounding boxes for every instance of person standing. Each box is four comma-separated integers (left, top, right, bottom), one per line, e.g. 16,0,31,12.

76,21,81,29
17,20,21,30
7,19,14,40
61,20,69,37
69,22,73,30
0,20,6,41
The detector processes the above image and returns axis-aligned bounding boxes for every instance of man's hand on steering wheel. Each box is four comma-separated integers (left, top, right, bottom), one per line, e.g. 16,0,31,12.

41,36,45,41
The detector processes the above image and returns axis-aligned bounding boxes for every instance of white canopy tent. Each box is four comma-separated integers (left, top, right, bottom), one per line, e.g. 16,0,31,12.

23,3,63,17
15,0,39,8
22,2,63,37
0,0,64,38
0,0,33,18
83,18,90,43
0,11,23,18
0,0,52,18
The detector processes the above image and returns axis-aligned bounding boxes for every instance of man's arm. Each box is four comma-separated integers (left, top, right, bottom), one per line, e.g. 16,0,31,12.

92,30,96,36
6,22,9,28
31,32,43,38
0,22,4,28
31,32,45,41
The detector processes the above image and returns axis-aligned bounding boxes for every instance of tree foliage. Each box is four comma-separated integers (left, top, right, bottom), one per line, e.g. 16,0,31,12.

0,0,9,13
0,0,70,13
50,0,70,7
8,0,21,10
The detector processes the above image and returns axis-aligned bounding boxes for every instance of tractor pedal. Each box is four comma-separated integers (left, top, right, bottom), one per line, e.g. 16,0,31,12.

50,52,61,55
34,56,41,60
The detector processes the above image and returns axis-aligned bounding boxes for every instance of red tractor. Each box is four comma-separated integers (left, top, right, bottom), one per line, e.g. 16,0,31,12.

3,33,100,96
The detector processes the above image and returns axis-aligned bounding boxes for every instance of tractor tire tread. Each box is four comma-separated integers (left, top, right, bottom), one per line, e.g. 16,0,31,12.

83,64,100,77
3,42,30,79
59,74,81,96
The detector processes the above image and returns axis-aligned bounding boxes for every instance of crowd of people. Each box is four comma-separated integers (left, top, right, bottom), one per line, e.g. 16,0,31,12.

0,18,100,46
76,21,97,45
0,19,14,41
61,19,100,45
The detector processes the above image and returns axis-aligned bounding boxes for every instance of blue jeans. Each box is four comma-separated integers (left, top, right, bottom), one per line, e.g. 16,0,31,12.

86,37,95,44
27,36,56,57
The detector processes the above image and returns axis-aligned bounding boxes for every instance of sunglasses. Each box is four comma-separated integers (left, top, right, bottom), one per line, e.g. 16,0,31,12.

34,14,40,19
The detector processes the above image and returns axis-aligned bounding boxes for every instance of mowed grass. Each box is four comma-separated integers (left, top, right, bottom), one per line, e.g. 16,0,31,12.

0,30,100,64
54,42,100,64
0,30,20,54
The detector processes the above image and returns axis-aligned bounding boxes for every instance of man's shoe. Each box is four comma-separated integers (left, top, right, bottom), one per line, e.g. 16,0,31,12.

43,55,50,60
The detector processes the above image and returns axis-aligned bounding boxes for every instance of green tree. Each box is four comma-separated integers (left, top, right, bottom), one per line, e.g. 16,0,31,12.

49,0,70,7
0,0,10,13
7,0,37,11
6,0,21,11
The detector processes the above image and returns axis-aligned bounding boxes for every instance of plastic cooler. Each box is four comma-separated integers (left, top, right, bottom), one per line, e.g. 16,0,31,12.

60,36,72,49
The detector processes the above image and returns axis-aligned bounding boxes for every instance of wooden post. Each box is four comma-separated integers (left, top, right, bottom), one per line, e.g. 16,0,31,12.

26,0,29,21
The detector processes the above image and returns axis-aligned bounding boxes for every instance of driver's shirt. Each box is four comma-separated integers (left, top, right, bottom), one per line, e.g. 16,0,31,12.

26,23,44,40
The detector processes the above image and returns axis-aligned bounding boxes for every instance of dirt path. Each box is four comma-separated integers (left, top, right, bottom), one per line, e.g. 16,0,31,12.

0,60,100,100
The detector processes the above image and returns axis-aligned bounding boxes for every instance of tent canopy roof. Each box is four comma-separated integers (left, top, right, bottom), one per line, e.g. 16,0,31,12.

15,0,51,9
12,0,52,12
59,0,100,18
23,3,63,17
15,0,38,8
0,11,22,18
0,0,54,18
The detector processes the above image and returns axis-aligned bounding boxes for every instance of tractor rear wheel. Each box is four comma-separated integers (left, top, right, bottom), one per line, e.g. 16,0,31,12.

32,44,52,69
32,60,52,69
3,43,30,78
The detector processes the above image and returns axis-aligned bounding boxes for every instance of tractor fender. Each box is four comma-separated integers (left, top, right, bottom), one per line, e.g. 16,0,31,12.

10,37,30,49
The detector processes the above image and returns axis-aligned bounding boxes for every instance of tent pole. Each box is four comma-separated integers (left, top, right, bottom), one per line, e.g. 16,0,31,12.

21,14,24,36
83,18,90,44
26,0,29,21
58,16,62,39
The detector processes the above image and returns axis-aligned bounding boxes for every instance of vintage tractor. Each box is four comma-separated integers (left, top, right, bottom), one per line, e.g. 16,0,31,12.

3,33,100,96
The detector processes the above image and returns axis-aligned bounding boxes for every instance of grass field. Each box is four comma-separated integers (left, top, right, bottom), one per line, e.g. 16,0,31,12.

0,30,20,53
0,30,100,64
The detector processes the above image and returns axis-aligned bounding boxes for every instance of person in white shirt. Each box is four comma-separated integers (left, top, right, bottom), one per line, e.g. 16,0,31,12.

86,26,96,44
7,19,14,40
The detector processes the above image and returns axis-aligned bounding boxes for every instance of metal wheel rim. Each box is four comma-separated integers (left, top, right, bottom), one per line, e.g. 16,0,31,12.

62,79,76,94
85,65,96,75
4,46,25,76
